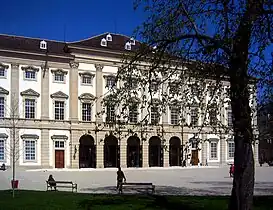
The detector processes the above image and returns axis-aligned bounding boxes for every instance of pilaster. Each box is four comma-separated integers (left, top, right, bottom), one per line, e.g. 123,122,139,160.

10,63,19,117
120,139,127,168
142,140,149,167
69,62,79,122
96,132,104,168
201,134,208,165
163,143,170,167
254,140,259,166
40,129,50,167
95,64,104,123
219,135,226,166
162,81,168,124
41,66,49,119
70,130,80,168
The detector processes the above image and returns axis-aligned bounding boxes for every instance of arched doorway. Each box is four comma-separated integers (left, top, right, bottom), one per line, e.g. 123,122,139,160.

169,137,182,166
149,136,163,167
79,135,96,168
127,136,142,167
104,135,120,168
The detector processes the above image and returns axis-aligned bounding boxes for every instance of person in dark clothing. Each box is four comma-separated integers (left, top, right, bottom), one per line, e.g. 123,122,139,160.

48,174,57,191
116,167,126,192
0,163,6,171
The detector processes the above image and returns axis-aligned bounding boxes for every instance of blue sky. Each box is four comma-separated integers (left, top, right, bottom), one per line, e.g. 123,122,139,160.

0,0,144,41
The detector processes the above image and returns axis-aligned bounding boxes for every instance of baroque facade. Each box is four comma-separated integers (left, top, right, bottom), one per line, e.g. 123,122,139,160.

0,32,259,169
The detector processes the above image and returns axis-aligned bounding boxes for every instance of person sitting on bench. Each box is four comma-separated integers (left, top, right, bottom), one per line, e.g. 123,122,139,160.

116,167,126,191
0,163,6,171
48,174,57,191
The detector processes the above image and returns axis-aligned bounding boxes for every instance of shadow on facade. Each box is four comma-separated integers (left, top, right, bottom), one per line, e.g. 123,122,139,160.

149,136,163,167
104,135,120,168
127,136,142,167
169,136,182,166
79,135,96,168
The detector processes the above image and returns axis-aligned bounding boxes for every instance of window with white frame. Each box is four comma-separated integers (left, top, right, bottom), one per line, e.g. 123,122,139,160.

151,106,159,125
210,141,218,159
170,107,179,125
25,70,36,80
191,107,198,126
55,101,65,120
82,102,92,121
106,76,116,88
106,105,115,122
228,141,235,158
0,68,5,77
25,99,35,119
0,139,5,161
129,104,138,123
55,141,65,148
82,75,92,85
24,140,36,161
52,69,67,83
209,105,217,125
227,110,233,127
54,73,64,82
0,96,4,118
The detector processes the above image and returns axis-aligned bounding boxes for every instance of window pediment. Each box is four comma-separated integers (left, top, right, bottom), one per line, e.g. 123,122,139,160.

208,138,219,142
150,98,161,105
50,91,69,99
0,63,9,69
51,135,68,140
20,88,40,97
51,69,68,75
21,66,39,72
21,134,39,139
78,93,95,102
79,72,95,77
0,133,8,139
0,86,9,95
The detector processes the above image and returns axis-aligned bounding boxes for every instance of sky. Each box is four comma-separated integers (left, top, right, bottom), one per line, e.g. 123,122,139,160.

0,0,145,41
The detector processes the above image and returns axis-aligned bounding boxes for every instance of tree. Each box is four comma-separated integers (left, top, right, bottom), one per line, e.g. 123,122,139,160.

104,0,272,209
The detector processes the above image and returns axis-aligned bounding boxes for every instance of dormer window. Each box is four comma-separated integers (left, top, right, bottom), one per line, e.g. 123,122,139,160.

125,42,131,50
79,72,95,86
51,69,67,83
130,37,135,45
101,38,107,47
40,40,47,50
106,33,112,41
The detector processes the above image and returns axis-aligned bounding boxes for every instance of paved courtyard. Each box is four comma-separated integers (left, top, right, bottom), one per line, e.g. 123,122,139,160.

0,166,273,195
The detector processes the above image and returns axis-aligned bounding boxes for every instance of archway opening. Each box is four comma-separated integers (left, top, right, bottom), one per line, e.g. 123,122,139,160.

127,136,142,167
79,135,96,168
149,136,163,167
169,137,181,166
104,135,119,168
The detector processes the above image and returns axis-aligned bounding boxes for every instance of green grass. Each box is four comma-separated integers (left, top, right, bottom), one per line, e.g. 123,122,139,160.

0,190,272,210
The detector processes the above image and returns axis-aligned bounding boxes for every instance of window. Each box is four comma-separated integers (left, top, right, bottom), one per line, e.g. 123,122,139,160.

55,101,65,120
54,73,64,82
130,78,138,89
125,42,131,50
151,107,159,125
170,108,179,125
129,105,138,123
0,139,5,161
151,81,159,91
0,97,4,118
209,107,217,125
82,75,92,85
106,33,112,41
210,142,218,159
106,105,115,122
24,140,36,161
0,68,5,77
101,38,107,47
25,71,36,80
228,142,235,158
191,108,198,126
106,76,116,88
228,111,233,127
25,99,35,119
82,103,92,121
55,141,65,148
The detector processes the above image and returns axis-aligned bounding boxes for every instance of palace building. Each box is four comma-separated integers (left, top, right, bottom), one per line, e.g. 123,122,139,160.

0,32,259,169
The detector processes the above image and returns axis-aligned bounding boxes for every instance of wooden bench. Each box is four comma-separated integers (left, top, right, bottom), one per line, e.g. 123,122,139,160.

119,182,155,194
46,181,77,193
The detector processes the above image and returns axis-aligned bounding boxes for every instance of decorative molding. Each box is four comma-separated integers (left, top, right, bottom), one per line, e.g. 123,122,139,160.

41,65,49,71
78,93,95,101
128,97,140,104
51,135,68,140
150,98,161,105
20,88,40,97
103,74,115,79
21,134,39,139
11,63,19,68
0,63,9,69
21,65,40,72
79,72,95,77
0,133,8,139
208,138,220,142
95,64,104,71
0,86,9,95
51,69,68,75
69,61,79,69
50,91,69,99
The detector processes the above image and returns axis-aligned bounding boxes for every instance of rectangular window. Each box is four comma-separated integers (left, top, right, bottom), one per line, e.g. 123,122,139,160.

82,76,92,85
228,142,235,158
191,108,198,126
129,105,138,123
228,111,233,127
25,71,36,80
24,140,36,161
151,107,159,125
210,142,218,159
170,108,179,125
0,97,4,118
0,139,5,161
151,81,159,91
0,68,5,77
106,105,115,122
54,73,64,82
209,109,217,125
106,77,116,88
25,99,35,119
55,141,65,148
55,101,65,120
82,103,92,121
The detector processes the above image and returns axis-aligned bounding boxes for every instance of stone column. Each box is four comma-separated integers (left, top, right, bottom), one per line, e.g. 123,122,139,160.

96,132,104,168
120,139,127,168
69,62,79,122
219,135,226,166
10,63,19,117
41,129,50,167
95,64,104,123
254,140,259,166
70,130,80,168
41,66,49,119
201,134,207,166
163,143,170,167
142,140,149,167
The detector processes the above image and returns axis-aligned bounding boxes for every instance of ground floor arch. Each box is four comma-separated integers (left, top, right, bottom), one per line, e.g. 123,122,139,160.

104,135,120,168
149,136,163,167
169,136,182,166
127,136,142,167
79,135,96,168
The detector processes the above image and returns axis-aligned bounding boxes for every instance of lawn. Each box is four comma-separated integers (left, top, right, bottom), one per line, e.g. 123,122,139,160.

0,190,272,210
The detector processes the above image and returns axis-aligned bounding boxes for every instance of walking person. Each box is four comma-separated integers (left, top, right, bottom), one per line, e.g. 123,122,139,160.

116,167,126,193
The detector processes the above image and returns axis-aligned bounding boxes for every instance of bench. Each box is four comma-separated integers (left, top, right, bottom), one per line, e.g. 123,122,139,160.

46,181,77,193
119,182,155,194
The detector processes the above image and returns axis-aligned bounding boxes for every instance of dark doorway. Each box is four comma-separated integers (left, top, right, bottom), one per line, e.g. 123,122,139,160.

149,136,163,167
191,150,199,165
127,136,142,167
104,135,120,168
169,137,182,166
79,135,96,168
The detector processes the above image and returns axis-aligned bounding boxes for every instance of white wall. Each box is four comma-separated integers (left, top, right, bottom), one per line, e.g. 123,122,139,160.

0,128,10,165
0,63,11,118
